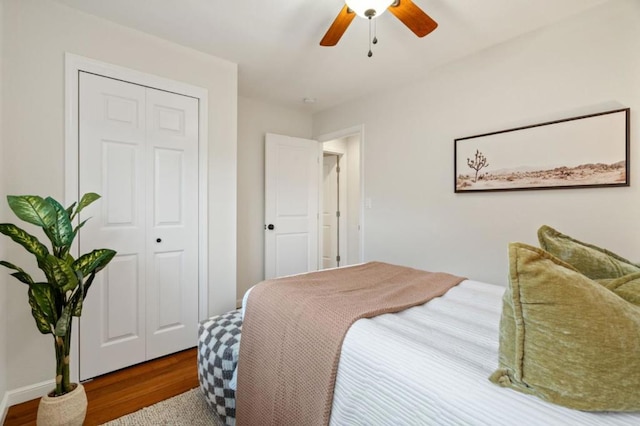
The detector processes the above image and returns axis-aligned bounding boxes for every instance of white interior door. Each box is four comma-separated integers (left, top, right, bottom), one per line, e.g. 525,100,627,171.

78,72,199,379
322,155,339,269
145,88,199,359
264,133,320,279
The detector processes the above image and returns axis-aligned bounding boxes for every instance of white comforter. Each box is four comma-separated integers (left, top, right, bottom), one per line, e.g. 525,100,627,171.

330,280,640,426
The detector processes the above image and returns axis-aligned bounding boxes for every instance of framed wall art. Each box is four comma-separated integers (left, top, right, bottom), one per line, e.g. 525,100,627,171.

454,108,630,193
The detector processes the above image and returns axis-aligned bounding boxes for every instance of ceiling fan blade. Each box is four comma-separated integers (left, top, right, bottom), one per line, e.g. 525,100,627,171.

320,5,356,46
388,0,438,38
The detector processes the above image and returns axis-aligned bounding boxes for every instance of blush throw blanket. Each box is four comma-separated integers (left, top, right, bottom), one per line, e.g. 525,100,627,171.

235,261,465,426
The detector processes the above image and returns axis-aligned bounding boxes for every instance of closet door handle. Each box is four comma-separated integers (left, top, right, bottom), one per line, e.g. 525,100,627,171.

156,238,162,243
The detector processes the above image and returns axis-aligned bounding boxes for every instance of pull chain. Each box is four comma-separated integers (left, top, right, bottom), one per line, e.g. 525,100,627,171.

368,17,373,57
373,18,378,45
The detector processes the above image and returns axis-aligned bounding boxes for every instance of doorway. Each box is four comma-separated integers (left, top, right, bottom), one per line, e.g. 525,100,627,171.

263,128,363,279
321,131,362,267
322,153,340,269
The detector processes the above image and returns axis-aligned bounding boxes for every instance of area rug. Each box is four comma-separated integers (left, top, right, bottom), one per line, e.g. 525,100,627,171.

102,388,224,426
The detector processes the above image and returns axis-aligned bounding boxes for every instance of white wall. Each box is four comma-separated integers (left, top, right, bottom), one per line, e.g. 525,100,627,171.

0,0,8,419
2,0,237,393
237,97,313,303
313,0,640,285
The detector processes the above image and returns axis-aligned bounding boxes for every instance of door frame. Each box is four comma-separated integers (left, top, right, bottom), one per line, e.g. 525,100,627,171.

316,125,365,264
64,53,209,382
321,150,346,268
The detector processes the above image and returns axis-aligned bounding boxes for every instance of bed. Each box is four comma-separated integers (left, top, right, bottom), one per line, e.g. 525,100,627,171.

330,278,639,425
198,255,640,425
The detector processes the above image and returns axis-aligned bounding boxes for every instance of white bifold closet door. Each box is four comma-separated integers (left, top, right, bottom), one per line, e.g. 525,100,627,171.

78,72,199,380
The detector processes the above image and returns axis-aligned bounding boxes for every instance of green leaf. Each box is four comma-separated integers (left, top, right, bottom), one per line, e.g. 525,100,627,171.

43,197,74,250
71,286,84,317
40,255,78,293
74,249,116,277
7,195,57,229
64,252,76,264
10,271,34,285
65,202,77,218
82,273,97,302
71,193,100,220
0,223,49,260
70,218,90,243
28,283,57,335
54,304,73,337
0,261,34,285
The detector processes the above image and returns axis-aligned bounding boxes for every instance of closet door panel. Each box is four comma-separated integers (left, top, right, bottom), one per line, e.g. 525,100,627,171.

145,88,199,359
79,72,147,380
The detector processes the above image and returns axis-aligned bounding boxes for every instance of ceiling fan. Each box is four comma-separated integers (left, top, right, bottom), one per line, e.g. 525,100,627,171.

320,0,438,51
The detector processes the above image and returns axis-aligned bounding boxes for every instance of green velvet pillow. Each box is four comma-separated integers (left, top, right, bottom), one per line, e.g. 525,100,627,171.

489,243,640,411
537,225,640,279
597,272,640,306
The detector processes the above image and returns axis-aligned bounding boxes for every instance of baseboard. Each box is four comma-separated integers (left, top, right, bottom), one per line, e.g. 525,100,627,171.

236,298,242,309
5,379,55,408
1,391,9,425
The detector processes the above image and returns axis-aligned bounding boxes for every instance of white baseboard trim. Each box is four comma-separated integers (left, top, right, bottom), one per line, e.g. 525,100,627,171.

1,391,9,425
5,379,55,407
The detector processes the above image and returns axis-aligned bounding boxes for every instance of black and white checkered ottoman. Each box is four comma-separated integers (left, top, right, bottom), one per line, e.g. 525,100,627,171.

198,309,242,426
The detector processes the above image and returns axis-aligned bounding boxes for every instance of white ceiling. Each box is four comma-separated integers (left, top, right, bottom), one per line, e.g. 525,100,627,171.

53,0,611,113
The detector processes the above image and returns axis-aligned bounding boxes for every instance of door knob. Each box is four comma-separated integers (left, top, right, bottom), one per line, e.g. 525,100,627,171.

156,238,162,243
267,224,275,230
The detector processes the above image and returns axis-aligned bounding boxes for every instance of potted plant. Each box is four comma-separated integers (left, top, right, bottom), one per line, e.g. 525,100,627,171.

0,193,116,425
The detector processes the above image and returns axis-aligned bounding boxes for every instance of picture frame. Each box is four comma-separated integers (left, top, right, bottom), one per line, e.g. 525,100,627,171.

454,108,630,193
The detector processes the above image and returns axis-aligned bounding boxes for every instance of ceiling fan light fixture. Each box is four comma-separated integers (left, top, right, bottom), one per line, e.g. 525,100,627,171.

345,0,394,19
320,0,437,47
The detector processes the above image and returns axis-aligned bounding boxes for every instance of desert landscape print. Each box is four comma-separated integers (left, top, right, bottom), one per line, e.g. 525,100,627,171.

456,149,626,190
454,109,629,192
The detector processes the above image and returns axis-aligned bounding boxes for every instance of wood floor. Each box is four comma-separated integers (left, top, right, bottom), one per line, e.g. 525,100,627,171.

4,347,199,426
